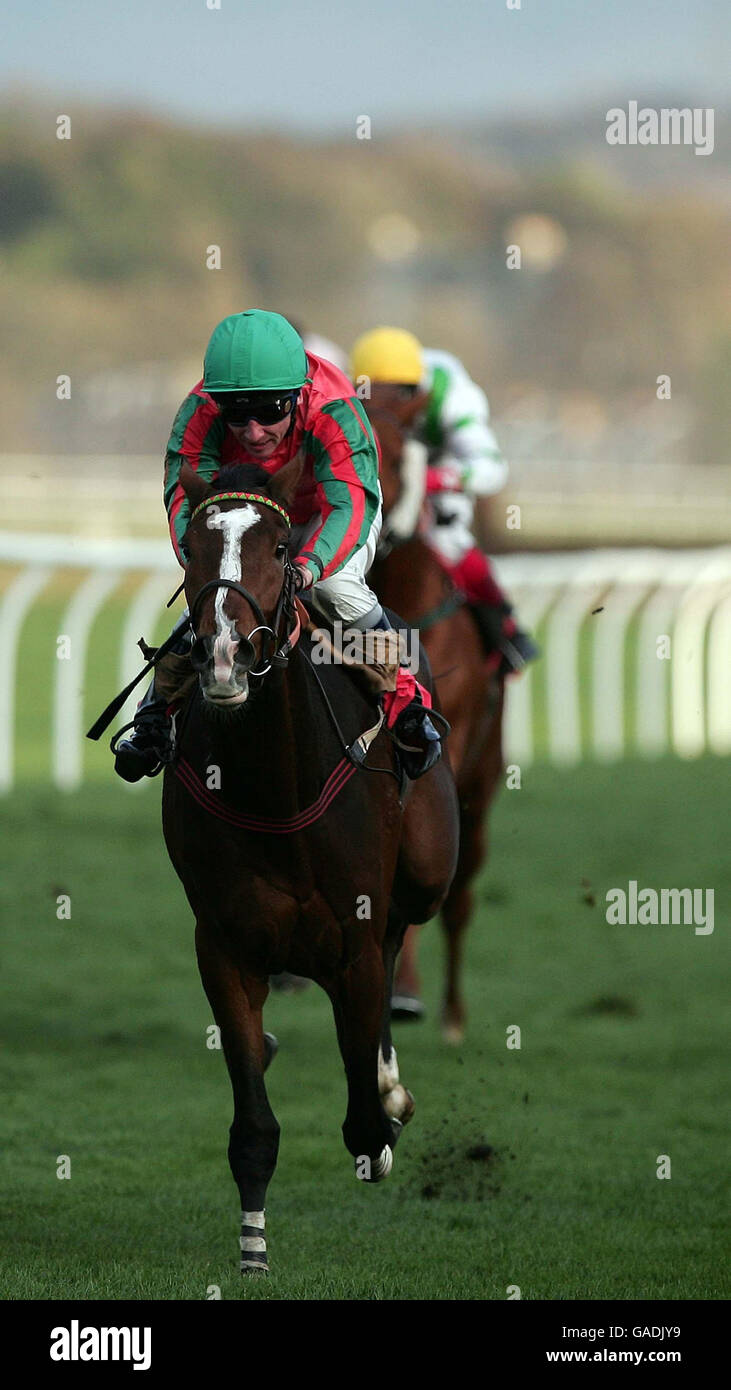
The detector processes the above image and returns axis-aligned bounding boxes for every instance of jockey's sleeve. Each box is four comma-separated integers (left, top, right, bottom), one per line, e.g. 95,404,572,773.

163,392,225,566
427,363,509,497
293,398,381,582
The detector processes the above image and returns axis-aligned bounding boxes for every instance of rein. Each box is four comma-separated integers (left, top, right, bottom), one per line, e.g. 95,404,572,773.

173,494,403,832
89,489,402,827
86,492,297,741
171,635,402,835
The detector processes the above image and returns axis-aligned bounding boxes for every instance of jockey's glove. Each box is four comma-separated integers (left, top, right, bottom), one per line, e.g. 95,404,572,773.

293,563,315,592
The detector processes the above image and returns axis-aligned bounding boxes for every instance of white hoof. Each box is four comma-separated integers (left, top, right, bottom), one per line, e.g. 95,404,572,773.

371,1144,394,1181
356,1144,394,1182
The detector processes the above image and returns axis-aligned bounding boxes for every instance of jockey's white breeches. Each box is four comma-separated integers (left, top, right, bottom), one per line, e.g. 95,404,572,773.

298,499,384,629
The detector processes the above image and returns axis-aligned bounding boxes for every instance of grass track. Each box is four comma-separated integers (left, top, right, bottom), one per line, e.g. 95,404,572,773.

0,757,728,1300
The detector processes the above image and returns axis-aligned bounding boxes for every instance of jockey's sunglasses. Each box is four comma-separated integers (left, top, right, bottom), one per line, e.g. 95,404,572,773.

211,391,299,427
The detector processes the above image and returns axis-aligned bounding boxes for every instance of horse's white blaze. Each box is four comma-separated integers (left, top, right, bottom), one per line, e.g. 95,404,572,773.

206,507,261,694
212,625,240,689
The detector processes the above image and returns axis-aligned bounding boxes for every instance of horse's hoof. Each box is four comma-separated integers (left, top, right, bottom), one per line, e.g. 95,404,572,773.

391,992,426,1022
441,1019,464,1046
240,1262,269,1276
383,1083,416,1125
263,1032,279,1071
357,1142,394,1182
389,1118,404,1149
371,1143,394,1180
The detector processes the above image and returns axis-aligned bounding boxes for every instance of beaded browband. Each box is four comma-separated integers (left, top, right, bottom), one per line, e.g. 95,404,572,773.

189,492,291,527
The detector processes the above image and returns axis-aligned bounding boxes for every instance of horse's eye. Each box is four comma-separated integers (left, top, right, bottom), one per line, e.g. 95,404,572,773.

275,542,287,558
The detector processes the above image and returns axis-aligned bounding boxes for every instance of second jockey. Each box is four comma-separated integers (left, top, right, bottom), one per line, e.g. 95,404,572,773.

114,310,443,783
349,327,538,674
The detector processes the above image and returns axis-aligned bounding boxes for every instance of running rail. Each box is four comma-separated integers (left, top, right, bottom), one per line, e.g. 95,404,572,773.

0,533,729,790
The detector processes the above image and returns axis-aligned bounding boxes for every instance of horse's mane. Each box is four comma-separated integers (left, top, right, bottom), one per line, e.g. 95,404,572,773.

208,462,274,497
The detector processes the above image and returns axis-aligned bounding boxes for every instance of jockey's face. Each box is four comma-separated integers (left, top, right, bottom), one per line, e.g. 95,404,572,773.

368,381,427,428
227,415,292,459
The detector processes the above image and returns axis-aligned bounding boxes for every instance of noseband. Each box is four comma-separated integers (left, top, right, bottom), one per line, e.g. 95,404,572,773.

187,492,300,679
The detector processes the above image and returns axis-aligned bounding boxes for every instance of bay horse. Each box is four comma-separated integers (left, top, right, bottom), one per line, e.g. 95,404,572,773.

367,400,505,1043
161,457,459,1273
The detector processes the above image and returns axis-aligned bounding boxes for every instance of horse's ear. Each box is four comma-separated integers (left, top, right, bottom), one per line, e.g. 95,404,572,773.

180,461,209,510
270,450,305,511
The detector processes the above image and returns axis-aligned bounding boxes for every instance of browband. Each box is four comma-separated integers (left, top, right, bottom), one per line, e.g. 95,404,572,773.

189,491,291,528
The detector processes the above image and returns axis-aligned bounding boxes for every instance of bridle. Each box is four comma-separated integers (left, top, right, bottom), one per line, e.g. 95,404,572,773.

180,489,404,790
187,491,301,679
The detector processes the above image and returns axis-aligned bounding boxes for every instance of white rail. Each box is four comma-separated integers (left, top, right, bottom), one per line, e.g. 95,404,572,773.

0,534,729,790
494,547,731,768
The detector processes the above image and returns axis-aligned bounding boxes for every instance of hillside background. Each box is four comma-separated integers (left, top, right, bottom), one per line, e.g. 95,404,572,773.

1,96,729,543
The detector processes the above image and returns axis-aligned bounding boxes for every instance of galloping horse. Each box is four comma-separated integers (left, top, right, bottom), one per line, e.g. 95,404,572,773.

368,402,505,1043
161,457,459,1272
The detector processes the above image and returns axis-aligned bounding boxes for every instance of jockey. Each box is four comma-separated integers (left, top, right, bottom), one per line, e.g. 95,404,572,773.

349,327,538,673
114,310,443,783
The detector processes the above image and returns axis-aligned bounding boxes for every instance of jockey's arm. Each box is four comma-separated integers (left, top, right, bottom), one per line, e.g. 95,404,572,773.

428,372,508,499
164,390,225,566
293,398,381,583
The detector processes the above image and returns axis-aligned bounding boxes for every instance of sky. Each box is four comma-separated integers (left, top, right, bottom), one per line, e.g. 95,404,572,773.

2,0,728,133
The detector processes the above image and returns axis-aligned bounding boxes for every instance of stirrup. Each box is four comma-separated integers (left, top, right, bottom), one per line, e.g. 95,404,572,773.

390,701,446,780
111,705,175,783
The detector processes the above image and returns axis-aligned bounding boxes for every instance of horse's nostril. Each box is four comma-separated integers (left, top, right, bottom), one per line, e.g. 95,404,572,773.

233,636,257,671
190,637,211,671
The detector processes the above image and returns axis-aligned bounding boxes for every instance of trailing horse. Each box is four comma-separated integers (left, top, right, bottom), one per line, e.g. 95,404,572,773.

368,405,506,1043
159,457,459,1272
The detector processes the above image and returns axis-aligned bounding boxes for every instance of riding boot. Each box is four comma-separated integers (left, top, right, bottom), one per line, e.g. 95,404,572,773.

389,688,444,779
112,614,193,783
355,611,445,780
470,601,540,675
113,679,175,783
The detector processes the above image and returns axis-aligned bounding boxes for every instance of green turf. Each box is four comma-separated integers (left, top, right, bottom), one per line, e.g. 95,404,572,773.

0,757,728,1300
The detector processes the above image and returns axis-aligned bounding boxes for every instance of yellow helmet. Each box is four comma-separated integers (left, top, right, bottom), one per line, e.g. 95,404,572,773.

350,327,424,386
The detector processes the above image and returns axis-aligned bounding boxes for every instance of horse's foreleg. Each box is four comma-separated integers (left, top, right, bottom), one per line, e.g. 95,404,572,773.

331,940,397,1182
195,923,280,1274
380,909,416,1125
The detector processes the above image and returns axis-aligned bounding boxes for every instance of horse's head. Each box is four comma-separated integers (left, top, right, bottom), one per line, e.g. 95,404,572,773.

180,455,303,708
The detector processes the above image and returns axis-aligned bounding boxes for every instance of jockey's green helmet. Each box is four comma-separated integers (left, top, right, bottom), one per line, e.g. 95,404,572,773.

203,311,308,393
